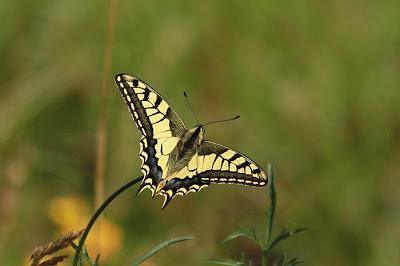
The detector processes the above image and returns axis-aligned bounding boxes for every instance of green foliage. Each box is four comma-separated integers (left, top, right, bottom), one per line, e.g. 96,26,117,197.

210,164,305,266
275,254,304,266
221,226,259,245
71,243,99,266
208,258,247,266
71,236,194,265
264,228,305,255
209,253,250,266
130,236,194,266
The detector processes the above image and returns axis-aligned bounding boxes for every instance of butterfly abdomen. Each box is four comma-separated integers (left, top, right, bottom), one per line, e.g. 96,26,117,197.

167,126,204,176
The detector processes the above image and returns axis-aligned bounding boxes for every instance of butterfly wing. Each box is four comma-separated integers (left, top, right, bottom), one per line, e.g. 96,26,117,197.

115,73,187,195
160,140,267,208
196,141,267,184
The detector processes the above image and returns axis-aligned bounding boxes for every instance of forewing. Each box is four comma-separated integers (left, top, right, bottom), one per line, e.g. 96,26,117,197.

115,73,187,194
115,73,187,138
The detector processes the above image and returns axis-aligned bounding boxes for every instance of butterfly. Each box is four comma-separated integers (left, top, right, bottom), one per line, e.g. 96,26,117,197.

115,73,267,208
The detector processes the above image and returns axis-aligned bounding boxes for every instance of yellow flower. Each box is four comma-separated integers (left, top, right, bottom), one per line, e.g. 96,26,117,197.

48,195,88,229
47,195,123,262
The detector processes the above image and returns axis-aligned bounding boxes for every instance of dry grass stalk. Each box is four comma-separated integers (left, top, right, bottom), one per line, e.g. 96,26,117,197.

30,229,84,266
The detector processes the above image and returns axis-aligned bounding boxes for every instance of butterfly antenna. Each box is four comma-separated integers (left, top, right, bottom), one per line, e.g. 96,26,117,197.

183,91,200,125
203,115,240,127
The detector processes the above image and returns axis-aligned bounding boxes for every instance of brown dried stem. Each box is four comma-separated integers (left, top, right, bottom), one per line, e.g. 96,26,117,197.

30,229,84,266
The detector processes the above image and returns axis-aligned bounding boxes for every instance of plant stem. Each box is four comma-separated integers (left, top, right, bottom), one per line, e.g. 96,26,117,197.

265,163,276,246
71,243,95,265
262,163,276,266
94,0,118,255
73,176,143,266
261,254,266,266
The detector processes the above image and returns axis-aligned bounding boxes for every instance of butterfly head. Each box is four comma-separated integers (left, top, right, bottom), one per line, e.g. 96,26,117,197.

197,125,205,145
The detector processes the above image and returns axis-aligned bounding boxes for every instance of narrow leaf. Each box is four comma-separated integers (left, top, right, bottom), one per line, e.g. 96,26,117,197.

274,253,286,266
285,258,304,265
130,236,194,266
265,228,306,253
208,258,246,265
221,227,258,245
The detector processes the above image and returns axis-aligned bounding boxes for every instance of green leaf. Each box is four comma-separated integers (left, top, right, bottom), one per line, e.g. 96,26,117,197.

208,258,247,265
70,242,96,265
285,258,304,265
221,226,259,246
264,228,306,253
130,236,194,266
274,253,287,266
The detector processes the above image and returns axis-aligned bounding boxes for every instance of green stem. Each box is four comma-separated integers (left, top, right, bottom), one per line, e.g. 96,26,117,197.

265,164,276,246
73,176,143,266
261,254,267,266
262,164,276,266
71,243,95,265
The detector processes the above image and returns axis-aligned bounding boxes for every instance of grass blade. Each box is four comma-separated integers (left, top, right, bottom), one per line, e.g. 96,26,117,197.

130,236,194,266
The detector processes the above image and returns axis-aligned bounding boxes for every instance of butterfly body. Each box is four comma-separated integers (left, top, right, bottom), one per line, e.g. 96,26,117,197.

168,126,204,171
115,73,267,208
154,125,204,193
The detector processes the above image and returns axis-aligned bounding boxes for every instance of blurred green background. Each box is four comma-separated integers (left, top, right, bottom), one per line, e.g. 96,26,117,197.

1,0,399,265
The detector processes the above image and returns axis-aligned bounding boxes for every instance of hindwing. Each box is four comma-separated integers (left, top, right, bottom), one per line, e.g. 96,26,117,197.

159,141,267,208
196,141,267,184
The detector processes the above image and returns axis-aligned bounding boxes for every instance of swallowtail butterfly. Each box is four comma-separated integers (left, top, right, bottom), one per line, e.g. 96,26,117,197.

115,74,267,208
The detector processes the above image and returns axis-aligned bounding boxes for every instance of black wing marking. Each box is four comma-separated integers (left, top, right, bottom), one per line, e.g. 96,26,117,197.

160,176,210,209
115,73,187,195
